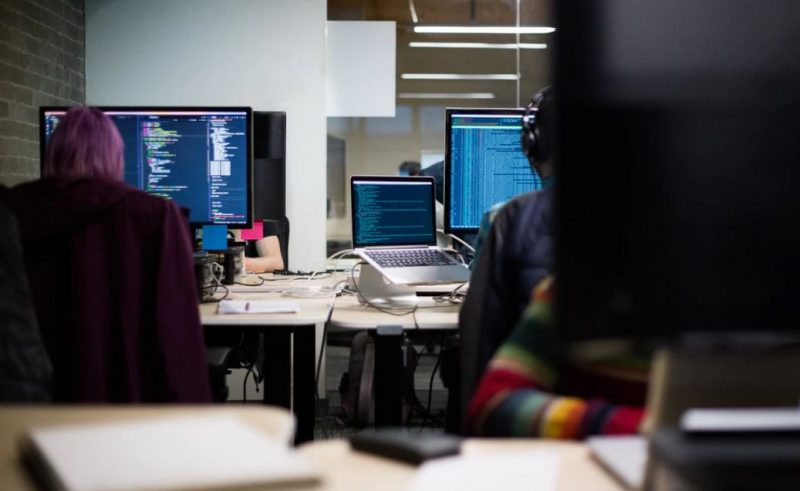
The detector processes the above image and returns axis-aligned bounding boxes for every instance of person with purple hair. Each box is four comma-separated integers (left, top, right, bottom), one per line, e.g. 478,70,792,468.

0,106,211,403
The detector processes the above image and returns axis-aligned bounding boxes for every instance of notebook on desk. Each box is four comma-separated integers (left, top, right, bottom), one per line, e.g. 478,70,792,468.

350,175,470,285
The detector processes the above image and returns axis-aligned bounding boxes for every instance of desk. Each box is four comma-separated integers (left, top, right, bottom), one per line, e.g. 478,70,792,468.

296,439,623,491
200,283,335,444
0,406,295,491
329,295,460,426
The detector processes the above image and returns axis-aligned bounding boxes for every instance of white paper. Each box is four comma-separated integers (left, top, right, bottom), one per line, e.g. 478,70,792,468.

587,436,647,490
26,415,317,491
218,300,301,314
409,451,559,491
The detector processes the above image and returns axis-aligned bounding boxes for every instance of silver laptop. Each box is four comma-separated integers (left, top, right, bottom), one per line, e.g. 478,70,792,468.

350,175,470,285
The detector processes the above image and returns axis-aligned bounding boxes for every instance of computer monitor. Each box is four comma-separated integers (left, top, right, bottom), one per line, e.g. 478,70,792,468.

554,0,800,346
40,107,253,228
444,108,541,235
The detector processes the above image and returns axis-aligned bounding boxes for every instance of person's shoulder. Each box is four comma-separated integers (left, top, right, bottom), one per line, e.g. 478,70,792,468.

508,187,552,208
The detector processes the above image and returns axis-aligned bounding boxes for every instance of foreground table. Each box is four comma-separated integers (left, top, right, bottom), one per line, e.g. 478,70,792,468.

0,405,295,491
297,438,623,491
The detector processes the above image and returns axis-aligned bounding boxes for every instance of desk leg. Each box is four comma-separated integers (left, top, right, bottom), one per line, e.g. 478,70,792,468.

374,325,404,427
262,328,291,409
293,325,316,444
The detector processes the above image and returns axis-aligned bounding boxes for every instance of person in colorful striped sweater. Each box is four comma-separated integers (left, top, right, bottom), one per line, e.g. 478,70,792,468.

467,277,649,438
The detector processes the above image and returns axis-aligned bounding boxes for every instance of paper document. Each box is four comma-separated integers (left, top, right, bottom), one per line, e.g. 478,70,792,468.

20,414,318,491
218,299,301,314
409,451,559,491
587,436,647,490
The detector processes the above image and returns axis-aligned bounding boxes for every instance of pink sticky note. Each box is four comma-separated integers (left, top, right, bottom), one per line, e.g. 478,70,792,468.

240,221,264,240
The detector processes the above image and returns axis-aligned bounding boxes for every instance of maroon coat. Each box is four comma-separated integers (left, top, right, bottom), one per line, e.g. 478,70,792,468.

0,178,211,402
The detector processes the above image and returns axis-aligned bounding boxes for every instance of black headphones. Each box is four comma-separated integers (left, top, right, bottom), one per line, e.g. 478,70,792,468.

521,86,552,164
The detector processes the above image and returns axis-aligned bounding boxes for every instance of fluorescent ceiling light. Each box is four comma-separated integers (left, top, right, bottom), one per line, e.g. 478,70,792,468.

397,92,496,100
409,42,547,50
401,73,518,80
414,26,555,34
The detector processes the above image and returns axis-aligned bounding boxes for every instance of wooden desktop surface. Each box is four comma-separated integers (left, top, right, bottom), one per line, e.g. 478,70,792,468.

297,439,624,491
199,290,335,326
329,295,460,330
0,406,295,491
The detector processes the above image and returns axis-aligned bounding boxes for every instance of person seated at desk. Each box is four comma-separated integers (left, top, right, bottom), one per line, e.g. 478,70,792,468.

467,278,647,438
0,106,211,403
231,228,284,273
458,87,557,418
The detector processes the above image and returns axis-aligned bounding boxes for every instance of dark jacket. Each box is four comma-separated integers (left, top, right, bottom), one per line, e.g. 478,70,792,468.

459,187,554,418
0,178,211,402
0,202,52,401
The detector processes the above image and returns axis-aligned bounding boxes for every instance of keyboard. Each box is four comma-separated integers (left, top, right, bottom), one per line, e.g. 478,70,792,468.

365,249,457,268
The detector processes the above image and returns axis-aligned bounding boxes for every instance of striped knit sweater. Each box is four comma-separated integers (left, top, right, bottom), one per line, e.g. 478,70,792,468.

467,278,647,438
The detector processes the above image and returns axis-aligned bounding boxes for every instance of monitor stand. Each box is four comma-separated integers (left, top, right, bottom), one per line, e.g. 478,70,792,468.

355,264,419,309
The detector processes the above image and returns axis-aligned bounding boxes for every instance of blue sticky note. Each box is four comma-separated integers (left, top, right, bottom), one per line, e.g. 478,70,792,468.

202,224,228,251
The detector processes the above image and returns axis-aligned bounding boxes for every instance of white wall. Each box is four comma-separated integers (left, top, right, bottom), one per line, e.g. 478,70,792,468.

326,21,395,117
85,0,327,271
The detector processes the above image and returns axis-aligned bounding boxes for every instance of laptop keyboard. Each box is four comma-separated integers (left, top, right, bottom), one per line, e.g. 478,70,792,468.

365,249,458,268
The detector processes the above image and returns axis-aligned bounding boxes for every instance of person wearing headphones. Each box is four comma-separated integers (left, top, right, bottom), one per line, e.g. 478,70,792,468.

458,87,558,422
464,90,647,438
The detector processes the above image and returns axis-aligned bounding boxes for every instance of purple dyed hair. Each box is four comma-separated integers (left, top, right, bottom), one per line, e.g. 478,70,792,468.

43,106,124,180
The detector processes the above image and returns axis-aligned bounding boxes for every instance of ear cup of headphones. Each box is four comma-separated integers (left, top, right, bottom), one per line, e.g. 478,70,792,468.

521,87,550,164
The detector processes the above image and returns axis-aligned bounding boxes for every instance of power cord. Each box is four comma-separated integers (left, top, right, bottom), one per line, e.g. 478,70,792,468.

436,228,476,254
420,334,446,431
200,262,230,303
433,281,469,305
350,261,419,317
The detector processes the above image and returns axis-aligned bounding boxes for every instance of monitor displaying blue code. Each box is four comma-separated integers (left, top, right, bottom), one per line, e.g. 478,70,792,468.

351,178,436,248
41,108,251,226
445,110,541,232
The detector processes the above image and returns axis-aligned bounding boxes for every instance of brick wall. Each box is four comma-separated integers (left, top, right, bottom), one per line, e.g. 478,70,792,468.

0,0,85,186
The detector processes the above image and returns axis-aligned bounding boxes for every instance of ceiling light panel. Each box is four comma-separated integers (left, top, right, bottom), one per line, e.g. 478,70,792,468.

413,26,555,34
397,93,496,99
401,73,519,80
409,42,547,50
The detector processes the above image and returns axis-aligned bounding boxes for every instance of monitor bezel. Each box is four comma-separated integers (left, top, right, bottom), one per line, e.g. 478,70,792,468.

39,106,254,229
443,107,527,236
350,175,438,250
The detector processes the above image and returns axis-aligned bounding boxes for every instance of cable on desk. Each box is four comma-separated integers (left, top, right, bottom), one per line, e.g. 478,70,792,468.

433,281,469,305
200,262,230,303
234,276,265,286
350,261,419,317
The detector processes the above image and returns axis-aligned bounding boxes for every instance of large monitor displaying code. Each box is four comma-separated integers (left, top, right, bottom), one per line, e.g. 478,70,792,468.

351,176,436,248
444,108,541,234
40,107,252,227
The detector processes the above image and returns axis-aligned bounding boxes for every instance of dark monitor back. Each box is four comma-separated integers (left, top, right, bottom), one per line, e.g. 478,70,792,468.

555,1,800,344
253,111,286,221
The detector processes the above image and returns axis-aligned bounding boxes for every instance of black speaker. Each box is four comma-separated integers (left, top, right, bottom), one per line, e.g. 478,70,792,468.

253,111,286,221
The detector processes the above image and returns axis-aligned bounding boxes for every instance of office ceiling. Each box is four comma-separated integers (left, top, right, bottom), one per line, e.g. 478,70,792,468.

328,0,553,108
